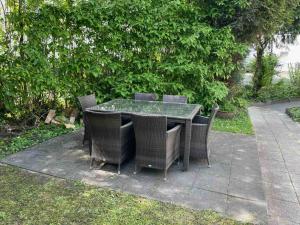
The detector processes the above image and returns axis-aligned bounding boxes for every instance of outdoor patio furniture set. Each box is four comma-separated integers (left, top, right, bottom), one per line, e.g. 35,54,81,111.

78,93,218,180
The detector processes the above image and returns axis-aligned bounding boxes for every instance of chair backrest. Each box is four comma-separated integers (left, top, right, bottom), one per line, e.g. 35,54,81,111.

78,94,97,111
207,104,219,137
132,114,167,164
85,111,122,150
163,95,187,104
134,93,157,101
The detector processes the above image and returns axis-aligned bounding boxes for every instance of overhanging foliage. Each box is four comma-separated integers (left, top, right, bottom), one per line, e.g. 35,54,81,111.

0,0,246,120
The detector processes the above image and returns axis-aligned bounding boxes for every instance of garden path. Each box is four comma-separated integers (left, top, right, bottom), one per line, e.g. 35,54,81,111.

249,101,300,225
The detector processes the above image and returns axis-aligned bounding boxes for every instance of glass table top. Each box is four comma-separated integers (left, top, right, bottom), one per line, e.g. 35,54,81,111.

88,99,201,119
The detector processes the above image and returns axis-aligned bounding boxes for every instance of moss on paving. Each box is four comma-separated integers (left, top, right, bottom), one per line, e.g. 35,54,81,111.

213,111,254,135
0,165,250,225
286,106,300,122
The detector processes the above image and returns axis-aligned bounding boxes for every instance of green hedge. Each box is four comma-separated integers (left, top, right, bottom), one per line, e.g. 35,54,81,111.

0,0,245,120
257,81,299,102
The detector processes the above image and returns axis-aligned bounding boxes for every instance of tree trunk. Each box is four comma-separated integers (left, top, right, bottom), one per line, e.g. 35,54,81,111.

18,0,24,58
253,45,265,93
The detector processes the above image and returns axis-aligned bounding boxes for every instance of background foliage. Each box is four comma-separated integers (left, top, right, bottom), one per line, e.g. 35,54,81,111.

0,0,245,122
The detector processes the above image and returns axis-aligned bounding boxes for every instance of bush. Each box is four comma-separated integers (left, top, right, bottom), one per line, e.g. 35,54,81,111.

286,107,300,122
0,0,245,121
219,85,249,113
250,53,278,87
289,63,300,93
257,80,299,102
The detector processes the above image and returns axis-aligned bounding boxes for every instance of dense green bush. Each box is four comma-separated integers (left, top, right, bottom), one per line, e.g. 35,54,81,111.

250,53,278,87
286,107,300,122
257,80,299,102
219,85,249,113
0,0,245,121
256,63,300,102
289,64,300,92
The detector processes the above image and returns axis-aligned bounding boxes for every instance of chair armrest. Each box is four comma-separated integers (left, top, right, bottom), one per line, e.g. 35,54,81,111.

167,124,182,137
166,124,182,158
192,115,209,124
121,121,133,130
121,121,134,140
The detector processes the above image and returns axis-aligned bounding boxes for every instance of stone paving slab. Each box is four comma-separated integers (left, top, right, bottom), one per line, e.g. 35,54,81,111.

1,130,267,224
249,101,300,225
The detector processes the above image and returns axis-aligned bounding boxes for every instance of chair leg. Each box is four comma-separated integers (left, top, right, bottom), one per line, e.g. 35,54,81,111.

89,140,92,156
207,155,211,168
117,163,121,175
134,163,141,175
177,157,180,166
134,163,138,175
163,169,167,181
90,158,95,170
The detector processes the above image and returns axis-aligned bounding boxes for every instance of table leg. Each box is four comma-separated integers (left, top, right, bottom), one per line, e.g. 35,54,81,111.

183,119,192,171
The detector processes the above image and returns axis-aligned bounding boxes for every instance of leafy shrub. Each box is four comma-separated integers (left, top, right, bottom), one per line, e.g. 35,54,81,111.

289,63,300,93
0,0,245,121
250,54,278,87
257,80,299,102
286,107,300,122
219,85,249,113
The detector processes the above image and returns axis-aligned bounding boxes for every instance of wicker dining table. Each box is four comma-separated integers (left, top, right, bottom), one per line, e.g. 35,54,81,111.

87,99,202,171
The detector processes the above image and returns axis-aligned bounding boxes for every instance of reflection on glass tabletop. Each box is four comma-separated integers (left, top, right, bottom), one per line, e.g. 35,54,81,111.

88,99,201,119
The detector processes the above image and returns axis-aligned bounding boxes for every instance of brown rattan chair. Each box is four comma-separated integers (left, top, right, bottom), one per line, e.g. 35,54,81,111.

78,94,97,149
134,93,157,101
132,114,181,180
85,110,135,174
190,105,219,167
163,95,187,104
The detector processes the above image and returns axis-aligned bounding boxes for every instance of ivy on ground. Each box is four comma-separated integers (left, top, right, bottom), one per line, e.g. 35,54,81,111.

0,124,75,159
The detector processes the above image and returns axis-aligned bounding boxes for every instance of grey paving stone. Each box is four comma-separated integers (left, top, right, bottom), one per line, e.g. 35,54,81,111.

183,188,228,213
197,162,231,179
231,163,262,181
263,181,299,203
228,178,265,201
231,157,261,170
260,168,292,186
193,173,229,194
258,150,284,162
226,196,267,225
287,165,300,175
151,181,191,203
210,153,232,165
268,216,300,225
122,174,160,197
260,159,287,173
290,173,300,189
267,198,300,224
0,127,267,224
249,102,300,225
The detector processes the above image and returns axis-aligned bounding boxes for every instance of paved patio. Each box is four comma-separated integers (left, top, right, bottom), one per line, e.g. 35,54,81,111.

249,101,300,225
0,129,267,224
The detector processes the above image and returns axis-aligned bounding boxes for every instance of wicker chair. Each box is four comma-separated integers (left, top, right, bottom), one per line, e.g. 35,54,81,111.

134,93,157,101
190,105,219,167
163,95,187,104
132,114,181,180
85,111,135,174
78,94,97,148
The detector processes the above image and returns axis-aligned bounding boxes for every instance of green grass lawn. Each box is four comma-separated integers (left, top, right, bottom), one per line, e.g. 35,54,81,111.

0,165,249,225
213,111,254,135
286,106,300,122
